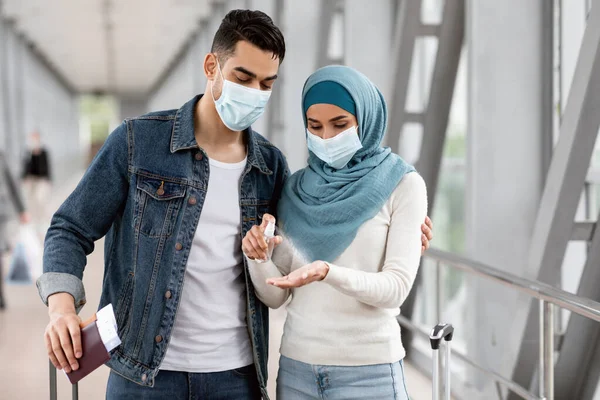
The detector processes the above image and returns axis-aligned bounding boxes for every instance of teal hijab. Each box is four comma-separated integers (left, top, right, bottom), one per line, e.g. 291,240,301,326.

277,65,415,263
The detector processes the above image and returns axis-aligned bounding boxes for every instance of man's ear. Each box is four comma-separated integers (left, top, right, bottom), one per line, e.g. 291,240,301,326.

204,53,218,79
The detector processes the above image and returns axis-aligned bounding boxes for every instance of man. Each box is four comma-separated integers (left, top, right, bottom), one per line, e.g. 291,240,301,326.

39,9,433,399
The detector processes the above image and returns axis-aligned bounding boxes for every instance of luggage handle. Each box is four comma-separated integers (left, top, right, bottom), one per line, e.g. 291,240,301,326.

430,323,454,400
49,360,78,400
430,323,454,349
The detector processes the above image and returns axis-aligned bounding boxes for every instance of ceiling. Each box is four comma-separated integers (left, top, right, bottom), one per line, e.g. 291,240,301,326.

2,0,213,95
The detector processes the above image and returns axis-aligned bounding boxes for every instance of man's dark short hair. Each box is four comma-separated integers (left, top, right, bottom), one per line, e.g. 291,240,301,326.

211,9,286,64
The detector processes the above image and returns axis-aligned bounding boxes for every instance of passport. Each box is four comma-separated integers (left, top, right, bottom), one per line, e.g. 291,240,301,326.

65,304,121,384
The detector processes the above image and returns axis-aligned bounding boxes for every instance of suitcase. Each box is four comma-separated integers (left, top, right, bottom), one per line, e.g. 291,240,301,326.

49,359,79,399
430,323,455,400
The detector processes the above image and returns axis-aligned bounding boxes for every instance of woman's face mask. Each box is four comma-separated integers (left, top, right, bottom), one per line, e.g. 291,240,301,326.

305,104,362,169
306,126,363,169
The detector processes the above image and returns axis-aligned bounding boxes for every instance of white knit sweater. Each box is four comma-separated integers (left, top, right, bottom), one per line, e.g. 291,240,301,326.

247,172,428,366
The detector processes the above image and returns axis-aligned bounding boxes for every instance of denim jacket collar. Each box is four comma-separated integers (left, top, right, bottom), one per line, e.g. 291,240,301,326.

170,94,272,175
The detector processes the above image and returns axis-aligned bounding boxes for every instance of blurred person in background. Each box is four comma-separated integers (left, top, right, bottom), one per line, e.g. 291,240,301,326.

22,130,52,239
243,65,427,400
0,150,29,309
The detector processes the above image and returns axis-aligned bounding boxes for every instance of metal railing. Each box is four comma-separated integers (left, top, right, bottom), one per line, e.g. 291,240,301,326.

399,248,600,400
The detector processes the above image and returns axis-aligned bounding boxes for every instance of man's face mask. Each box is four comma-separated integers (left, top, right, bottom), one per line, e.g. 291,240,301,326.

306,125,363,169
211,59,271,131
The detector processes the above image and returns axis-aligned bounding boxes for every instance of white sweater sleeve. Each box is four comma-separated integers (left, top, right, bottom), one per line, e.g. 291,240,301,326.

247,237,296,309
322,173,428,309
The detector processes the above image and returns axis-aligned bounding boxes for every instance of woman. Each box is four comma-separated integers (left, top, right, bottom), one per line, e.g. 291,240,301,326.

0,151,29,309
242,65,428,399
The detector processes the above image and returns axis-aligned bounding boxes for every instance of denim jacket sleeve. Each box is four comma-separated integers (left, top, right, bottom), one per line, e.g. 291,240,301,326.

36,122,130,312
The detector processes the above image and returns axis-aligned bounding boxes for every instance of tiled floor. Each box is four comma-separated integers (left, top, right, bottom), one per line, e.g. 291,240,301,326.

0,176,433,399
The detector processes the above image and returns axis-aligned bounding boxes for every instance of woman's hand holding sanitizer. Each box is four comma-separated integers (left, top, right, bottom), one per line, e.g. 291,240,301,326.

242,213,283,262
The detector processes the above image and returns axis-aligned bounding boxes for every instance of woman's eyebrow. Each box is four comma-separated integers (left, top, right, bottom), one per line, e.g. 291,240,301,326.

329,115,348,122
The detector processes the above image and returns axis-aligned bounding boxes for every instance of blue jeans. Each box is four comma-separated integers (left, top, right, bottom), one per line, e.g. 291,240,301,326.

106,364,262,400
277,356,410,400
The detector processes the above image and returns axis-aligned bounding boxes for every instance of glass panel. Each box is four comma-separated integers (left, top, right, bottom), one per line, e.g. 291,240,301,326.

328,10,345,61
406,37,438,113
559,0,588,125
592,374,600,400
432,161,466,252
412,46,468,363
398,122,423,165
79,95,118,162
421,0,444,25
431,47,467,255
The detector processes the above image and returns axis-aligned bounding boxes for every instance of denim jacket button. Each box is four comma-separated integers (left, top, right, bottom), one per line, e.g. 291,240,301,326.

141,374,147,382
175,243,183,251
165,290,172,299
188,196,197,205
195,152,203,161
155,335,163,343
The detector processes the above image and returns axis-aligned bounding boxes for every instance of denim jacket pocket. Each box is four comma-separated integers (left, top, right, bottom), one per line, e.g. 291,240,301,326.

135,174,186,238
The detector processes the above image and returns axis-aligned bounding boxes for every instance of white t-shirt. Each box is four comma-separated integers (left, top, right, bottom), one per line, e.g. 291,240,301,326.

161,157,253,372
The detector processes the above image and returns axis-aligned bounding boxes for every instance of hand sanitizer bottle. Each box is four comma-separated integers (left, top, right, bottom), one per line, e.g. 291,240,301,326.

257,219,276,263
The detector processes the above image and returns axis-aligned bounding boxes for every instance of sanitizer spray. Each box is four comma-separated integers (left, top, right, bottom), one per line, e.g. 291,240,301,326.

257,219,276,263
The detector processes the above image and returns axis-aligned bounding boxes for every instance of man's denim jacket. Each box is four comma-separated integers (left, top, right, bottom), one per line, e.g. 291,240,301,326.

37,95,289,399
